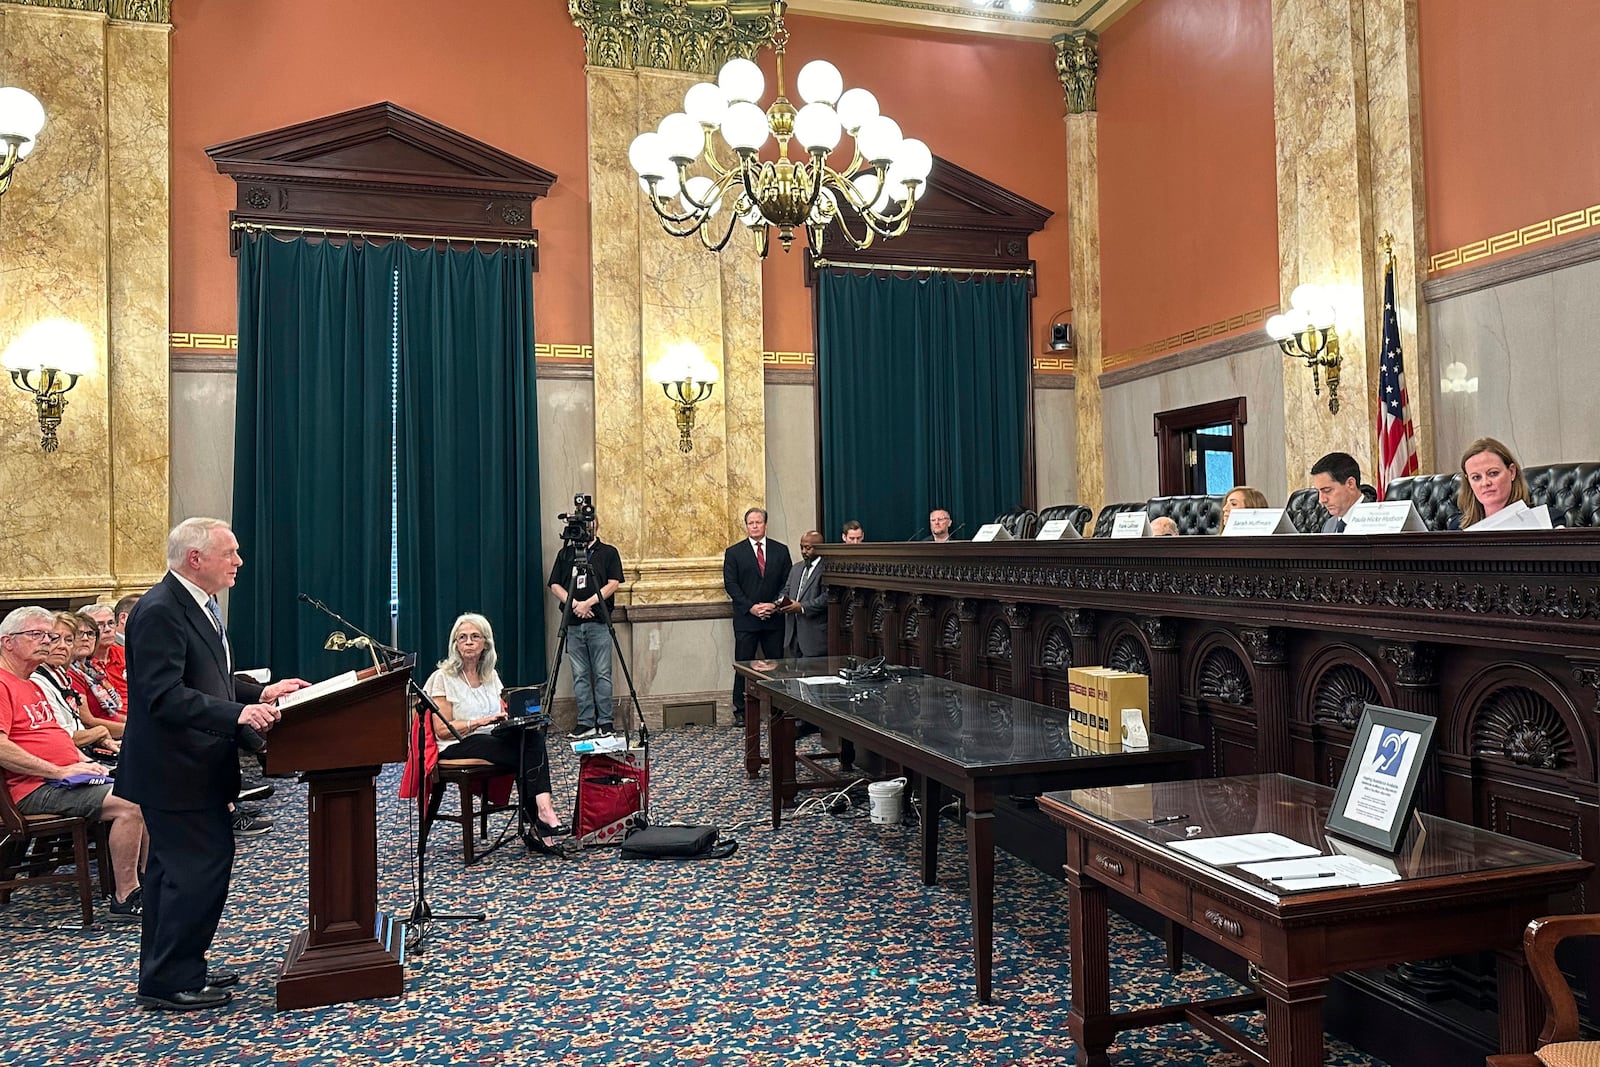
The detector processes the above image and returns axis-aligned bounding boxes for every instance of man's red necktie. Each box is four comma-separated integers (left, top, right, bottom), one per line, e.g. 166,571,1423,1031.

756,541,766,576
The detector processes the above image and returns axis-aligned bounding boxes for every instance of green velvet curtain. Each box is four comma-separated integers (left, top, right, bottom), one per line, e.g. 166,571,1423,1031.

231,235,544,684
231,234,400,681
817,268,1030,542
395,243,545,684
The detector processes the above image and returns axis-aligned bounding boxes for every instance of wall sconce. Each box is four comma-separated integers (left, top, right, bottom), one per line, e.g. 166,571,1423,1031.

1440,361,1478,395
647,343,719,453
3,320,95,452
0,86,46,198
1265,284,1342,414
1046,309,1073,352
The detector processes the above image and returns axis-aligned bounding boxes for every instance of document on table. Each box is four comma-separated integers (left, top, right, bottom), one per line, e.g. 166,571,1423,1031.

1167,833,1321,866
1237,855,1402,892
796,676,846,685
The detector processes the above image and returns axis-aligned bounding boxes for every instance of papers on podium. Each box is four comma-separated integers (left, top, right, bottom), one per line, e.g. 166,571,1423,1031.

972,523,1014,542
1468,499,1554,531
1221,508,1297,536
1341,500,1427,534
1168,832,1321,865
1037,518,1082,540
1110,511,1151,538
276,670,360,710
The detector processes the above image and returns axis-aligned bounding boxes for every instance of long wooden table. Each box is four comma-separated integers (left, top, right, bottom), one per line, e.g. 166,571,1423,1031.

1039,774,1592,1067
759,667,1202,1003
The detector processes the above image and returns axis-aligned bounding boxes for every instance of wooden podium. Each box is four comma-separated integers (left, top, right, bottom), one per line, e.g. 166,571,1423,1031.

264,665,411,1011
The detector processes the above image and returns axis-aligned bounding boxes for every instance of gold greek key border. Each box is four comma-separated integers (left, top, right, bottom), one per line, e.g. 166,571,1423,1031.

535,343,593,362
170,332,237,351
1033,354,1076,374
1428,203,1600,273
1103,302,1279,370
763,350,814,367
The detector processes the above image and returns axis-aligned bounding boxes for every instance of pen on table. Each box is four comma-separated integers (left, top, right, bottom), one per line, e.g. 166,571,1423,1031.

1268,871,1337,881
1146,814,1189,825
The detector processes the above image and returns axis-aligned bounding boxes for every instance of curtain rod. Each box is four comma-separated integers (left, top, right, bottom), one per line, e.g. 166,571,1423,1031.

231,220,537,249
811,256,1033,276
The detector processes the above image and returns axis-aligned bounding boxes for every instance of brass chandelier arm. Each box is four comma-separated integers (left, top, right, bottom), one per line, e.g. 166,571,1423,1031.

0,138,22,195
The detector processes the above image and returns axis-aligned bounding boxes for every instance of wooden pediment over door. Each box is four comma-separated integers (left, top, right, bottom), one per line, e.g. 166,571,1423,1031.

808,153,1052,284
206,101,558,261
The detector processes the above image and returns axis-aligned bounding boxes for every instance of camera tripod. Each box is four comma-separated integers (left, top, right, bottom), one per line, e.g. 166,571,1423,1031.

543,545,650,844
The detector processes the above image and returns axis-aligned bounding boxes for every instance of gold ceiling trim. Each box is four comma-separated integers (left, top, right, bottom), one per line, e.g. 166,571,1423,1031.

787,0,1140,41
1428,202,1600,274
568,0,776,73
1104,302,1279,370
0,0,170,23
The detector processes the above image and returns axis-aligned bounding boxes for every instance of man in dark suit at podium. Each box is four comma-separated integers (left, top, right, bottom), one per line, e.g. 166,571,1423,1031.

723,507,791,725
116,517,305,1011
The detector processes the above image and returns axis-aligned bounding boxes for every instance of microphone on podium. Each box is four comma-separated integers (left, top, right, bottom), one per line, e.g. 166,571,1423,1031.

907,526,928,542
950,522,969,539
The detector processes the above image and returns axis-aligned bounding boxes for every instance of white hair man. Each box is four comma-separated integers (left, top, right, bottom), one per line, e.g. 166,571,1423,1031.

0,605,148,920
114,517,307,1011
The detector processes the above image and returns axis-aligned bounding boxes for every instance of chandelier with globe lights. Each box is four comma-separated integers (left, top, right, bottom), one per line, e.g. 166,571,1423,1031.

626,1,932,258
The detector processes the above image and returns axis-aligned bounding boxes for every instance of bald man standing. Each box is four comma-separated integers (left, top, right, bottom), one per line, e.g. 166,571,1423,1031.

780,530,828,658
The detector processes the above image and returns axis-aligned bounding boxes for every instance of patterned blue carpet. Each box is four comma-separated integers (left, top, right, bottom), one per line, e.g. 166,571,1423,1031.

2,727,1388,1066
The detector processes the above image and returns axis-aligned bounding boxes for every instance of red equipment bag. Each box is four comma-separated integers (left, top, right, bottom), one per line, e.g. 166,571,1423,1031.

572,750,648,846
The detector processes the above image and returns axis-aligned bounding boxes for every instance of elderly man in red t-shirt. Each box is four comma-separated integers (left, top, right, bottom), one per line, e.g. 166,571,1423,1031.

0,605,146,921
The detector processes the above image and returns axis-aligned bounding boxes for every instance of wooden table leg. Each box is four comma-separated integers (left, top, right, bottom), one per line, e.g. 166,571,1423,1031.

769,704,795,832
920,775,941,886
967,787,995,1004
1496,947,1545,1055
1256,970,1327,1067
743,687,763,779
1066,854,1113,1067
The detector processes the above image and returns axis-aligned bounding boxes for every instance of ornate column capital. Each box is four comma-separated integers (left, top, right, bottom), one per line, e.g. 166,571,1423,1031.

1003,602,1032,630
1053,31,1099,115
956,597,980,624
1137,615,1178,652
1239,626,1287,667
1380,641,1438,687
1573,660,1600,712
569,0,774,74
1066,607,1097,638
5,0,170,22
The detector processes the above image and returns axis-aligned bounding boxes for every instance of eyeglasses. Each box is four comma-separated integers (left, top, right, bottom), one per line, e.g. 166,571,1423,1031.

11,630,64,644
455,633,486,644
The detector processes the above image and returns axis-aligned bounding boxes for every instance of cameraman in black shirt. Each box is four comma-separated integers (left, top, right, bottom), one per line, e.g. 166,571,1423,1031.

548,513,625,739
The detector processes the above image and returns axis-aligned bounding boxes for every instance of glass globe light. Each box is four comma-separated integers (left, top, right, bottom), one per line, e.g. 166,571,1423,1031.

684,81,728,127
0,86,46,143
657,113,704,162
851,172,891,215
835,88,878,135
681,175,723,215
1264,313,1291,341
796,60,843,106
717,58,765,105
855,115,903,165
721,101,770,152
628,132,669,179
1289,283,1324,311
793,102,842,154
2,318,94,376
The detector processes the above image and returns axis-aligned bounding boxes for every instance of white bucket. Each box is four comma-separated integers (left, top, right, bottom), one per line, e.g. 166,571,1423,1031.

867,777,908,825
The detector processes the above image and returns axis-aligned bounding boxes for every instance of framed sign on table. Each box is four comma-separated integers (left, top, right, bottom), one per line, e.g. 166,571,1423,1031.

1326,704,1436,853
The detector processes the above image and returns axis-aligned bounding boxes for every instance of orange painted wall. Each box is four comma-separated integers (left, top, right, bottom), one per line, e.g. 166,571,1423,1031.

170,0,592,344
762,15,1071,356
1096,0,1278,358
1418,0,1600,270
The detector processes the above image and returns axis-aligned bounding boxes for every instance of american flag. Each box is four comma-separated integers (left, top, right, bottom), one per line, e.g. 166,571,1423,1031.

1377,253,1418,493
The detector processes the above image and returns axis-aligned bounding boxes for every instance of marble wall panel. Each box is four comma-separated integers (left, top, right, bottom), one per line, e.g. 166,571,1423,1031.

1065,112,1105,513
1429,255,1600,469
0,7,113,596
106,20,170,589
764,381,817,546
1102,341,1287,505
536,375,597,698
169,371,235,525
1034,386,1077,508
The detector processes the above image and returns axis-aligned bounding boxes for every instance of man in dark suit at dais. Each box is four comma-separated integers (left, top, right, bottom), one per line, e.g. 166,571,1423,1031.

723,507,791,726
115,518,307,1011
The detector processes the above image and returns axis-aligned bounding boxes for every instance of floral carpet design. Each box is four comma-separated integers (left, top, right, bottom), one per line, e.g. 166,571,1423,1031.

1,727,1387,1066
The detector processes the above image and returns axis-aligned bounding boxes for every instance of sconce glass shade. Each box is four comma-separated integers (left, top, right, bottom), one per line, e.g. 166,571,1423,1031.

0,86,46,144
648,343,719,386
2,318,95,375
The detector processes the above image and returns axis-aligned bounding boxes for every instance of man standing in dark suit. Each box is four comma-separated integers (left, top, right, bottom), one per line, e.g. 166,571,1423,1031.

115,518,305,1011
780,530,827,658
723,507,791,725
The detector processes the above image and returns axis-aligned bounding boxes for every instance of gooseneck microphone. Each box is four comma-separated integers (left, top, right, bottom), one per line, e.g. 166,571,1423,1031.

907,526,928,542
298,592,401,662
949,522,969,539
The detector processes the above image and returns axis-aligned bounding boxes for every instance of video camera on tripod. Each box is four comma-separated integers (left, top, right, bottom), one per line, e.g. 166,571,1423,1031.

558,493,596,544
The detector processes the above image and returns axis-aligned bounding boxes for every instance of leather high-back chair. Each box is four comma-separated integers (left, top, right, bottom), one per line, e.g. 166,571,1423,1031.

1525,463,1600,528
1286,484,1378,533
1146,494,1224,536
1383,473,1462,531
992,508,1040,540
1092,502,1146,538
1038,504,1093,536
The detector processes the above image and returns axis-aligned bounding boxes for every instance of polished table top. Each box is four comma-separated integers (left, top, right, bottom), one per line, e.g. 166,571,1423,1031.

1048,773,1586,907
747,657,1200,772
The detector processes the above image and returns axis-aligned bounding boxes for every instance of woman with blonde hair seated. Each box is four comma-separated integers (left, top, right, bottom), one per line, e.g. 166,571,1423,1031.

1219,485,1270,532
422,612,572,857
1451,436,1532,529
32,611,118,759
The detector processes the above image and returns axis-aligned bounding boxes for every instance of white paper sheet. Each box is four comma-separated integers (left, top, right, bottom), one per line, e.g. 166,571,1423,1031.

1238,855,1401,889
1166,833,1321,865
276,670,359,710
